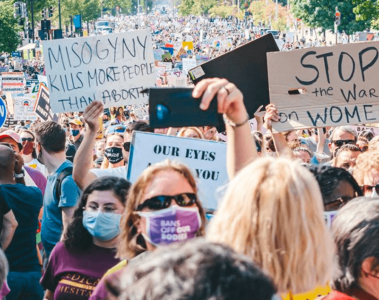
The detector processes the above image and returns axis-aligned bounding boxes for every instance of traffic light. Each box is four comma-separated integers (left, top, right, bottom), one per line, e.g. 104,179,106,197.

42,8,46,19
49,6,54,18
13,2,21,18
335,10,341,26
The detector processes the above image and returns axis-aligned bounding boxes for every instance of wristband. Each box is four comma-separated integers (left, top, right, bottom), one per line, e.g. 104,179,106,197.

223,113,250,127
14,169,25,178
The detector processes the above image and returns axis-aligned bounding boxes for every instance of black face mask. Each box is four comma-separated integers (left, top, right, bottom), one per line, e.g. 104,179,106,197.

104,147,123,164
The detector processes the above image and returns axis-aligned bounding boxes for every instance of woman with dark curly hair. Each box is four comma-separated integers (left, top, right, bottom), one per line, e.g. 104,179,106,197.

41,176,131,300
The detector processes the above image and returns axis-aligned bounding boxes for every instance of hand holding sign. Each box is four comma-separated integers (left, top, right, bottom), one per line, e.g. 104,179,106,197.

193,78,248,125
264,104,280,131
83,101,104,133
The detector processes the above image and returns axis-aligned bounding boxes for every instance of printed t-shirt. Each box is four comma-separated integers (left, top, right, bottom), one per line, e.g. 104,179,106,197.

90,166,127,179
41,242,120,300
1,184,43,272
25,158,48,176
41,160,81,256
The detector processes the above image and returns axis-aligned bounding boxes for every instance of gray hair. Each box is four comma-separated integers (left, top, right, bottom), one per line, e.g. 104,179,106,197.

331,197,379,292
0,249,8,287
330,126,358,142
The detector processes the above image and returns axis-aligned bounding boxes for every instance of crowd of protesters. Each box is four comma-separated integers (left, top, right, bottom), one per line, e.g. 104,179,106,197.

0,76,378,300
0,11,379,300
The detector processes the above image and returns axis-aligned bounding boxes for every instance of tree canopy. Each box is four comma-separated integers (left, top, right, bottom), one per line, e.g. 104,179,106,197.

0,1,22,53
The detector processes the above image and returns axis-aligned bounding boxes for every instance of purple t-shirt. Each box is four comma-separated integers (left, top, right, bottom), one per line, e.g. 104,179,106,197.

25,166,47,196
41,242,120,300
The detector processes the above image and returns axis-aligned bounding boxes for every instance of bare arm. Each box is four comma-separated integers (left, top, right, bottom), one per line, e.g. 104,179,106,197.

193,78,257,179
265,104,293,157
316,128,326,154
0,210,18,250
72,102,103,190
14,153,26,185
60,206,76,241
44,289,54,300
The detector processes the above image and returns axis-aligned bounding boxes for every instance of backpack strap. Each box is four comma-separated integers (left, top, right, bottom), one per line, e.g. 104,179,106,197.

54,167,73,201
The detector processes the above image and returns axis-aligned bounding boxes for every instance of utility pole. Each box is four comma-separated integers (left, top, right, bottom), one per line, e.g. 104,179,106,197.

58,0,62,29
30,0,35,42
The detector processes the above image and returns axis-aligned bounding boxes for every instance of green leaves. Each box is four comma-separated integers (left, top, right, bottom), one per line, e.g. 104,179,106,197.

291,0,374,34
0,1,22,53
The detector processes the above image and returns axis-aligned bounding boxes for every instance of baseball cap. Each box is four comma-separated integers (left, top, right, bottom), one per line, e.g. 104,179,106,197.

107,125,126,134
0,130,23,151
69,119,83,126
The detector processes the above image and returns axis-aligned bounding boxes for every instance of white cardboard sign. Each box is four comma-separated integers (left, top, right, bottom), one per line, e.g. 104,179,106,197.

43,30,156,113
13,93,38,121
127,132,228,210
268,41,379,132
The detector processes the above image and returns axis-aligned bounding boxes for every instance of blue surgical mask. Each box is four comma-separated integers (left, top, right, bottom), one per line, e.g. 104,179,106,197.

70,129,80,137
82,211,122,241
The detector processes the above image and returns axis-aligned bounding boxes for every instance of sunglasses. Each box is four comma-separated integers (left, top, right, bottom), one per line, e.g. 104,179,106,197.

361,184,379,195
360,145,369,152
123,142,131,152
136,193,197,211
332,140,356,147
21,137,34,142
325,196,352,211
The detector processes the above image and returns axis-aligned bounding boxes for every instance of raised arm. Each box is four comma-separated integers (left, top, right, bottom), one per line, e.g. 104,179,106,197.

193,78,257,179
265,104,292,157
72,102,103,190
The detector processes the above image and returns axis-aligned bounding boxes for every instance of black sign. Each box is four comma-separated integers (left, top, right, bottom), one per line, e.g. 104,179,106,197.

35,85,57,121
3,117,18,128
189,34,279,122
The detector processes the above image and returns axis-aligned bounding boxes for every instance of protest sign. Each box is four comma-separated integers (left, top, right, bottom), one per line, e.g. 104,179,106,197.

161,47,174,55
0,97,7,129
267,41,379,132
1,72,25,94
127,132,228,210
189,34,278,126
2,116,17,128
182,58,197,75
182,41,194,50
13,93,38,121
153,49,164,61
0,66,9,73
42,30,156,113
6,93,14,115
350,125,379,136
33,84,56,121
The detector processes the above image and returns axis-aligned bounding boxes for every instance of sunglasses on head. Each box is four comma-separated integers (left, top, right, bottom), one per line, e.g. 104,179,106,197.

361,184,379,195
21,137,34,142
136,193,197,211
332,140,356,147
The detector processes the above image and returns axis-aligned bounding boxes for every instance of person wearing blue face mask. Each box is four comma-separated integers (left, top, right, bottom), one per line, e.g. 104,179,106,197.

41,176,131,300
69,119,84,151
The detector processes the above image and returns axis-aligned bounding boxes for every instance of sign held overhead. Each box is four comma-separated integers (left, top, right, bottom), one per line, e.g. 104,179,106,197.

267,42,379,132
43,30,156,113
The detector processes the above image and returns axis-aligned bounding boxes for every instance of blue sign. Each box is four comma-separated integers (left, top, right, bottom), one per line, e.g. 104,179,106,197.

161,47,174,55
73,15,82,29
0,97,7,129
11,52,21,57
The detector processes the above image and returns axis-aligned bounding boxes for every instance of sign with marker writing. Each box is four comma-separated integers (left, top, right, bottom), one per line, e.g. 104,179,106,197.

267,42,379,132
33,84,57,121
42,30,156,113
350,125,379,136
127,132,228,210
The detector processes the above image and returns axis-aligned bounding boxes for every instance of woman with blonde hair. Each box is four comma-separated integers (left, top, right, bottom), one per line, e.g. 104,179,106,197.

190,79,335,295
89,160,206,300
178,127,205,139
207,157,335,294
353,150,379,197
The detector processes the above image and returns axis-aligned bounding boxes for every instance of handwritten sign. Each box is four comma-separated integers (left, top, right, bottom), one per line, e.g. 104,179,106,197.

42,30,156,113
182,58,197,75
1,72,25,94
350,125,379,136
127,132,228,210
268,42,379,132
33,84,56,121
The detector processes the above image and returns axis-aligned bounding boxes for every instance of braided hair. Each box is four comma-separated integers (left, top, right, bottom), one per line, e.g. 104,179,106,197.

307,165,363,206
